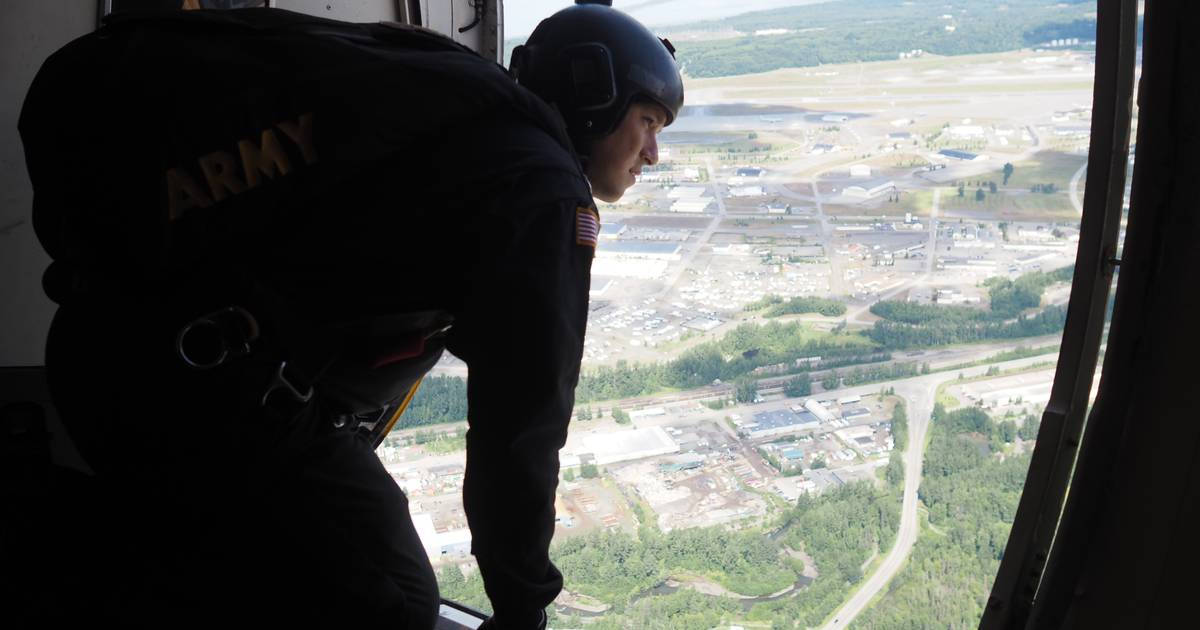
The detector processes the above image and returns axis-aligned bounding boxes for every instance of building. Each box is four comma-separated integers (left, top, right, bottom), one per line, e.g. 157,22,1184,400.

596,241,682,260
780,447,806,473
561,426,679,467
682,316,722,331
804,399,837,423
842,406,872,420
736,167,764,178
844,178,896,198
671,198,712,213
939,148,982,161
411,514,473,560
659,454,705,473
849,164,872,177
744,409,821,439
729,185,764,197
599,222,626,240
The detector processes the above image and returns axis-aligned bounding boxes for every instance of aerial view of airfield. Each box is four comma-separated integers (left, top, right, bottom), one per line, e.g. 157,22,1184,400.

385,1,1127,628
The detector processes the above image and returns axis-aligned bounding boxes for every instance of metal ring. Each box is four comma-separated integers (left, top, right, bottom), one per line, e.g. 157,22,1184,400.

176,318,228,370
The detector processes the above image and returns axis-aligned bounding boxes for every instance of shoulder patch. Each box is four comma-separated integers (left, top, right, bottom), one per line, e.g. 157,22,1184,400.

575,206,600,249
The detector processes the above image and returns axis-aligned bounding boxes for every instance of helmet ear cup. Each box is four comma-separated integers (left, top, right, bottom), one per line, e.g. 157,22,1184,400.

564,43,617,111
509,44,529,81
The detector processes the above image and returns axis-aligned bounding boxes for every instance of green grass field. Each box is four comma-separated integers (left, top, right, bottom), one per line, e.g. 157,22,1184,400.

938,186,1079,221
982,151,1088,191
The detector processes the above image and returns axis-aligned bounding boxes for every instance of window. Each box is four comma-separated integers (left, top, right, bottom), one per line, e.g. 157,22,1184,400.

381,1,1132,627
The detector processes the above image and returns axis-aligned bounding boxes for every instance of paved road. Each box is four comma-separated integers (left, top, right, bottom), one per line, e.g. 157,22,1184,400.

843,187,941,326
819,352,1059,630
654,155,727,299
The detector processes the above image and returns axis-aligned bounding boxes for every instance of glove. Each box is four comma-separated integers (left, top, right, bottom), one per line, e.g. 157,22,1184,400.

477,609,547,630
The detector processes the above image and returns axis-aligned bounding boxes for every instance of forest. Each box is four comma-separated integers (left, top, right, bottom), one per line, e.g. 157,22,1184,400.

866,267,1073,348
743,294,848,318
669,0,1097,78
575,320,885,403
395,374,469,429
854,404,1032,628
434,385,1026,629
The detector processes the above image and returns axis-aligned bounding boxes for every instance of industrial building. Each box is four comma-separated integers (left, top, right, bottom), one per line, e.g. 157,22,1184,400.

411,513,473,561
599,222,626,240
744,409,821,439
595,241,682,260
561,426,679,467
844,178,896,198
804,399,837,423
939,148,983,161
670,198,713,213
729,185,765,197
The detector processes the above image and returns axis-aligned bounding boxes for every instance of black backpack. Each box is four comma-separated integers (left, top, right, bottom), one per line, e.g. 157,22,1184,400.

20,7,575,303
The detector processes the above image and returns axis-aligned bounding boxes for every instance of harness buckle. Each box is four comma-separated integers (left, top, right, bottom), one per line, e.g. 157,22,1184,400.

176,306,260,370
260,361,315,407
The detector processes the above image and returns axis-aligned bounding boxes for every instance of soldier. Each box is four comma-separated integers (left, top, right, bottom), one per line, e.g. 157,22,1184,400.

20,1,681,629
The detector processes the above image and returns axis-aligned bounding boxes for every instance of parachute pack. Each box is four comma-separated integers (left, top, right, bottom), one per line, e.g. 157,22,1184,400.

19,8,573,303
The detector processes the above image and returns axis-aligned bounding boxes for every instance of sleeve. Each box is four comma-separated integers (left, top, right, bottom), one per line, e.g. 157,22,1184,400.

446,184,595,627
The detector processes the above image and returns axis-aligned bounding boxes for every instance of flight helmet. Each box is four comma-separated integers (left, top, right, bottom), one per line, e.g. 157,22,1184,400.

510,0,684,149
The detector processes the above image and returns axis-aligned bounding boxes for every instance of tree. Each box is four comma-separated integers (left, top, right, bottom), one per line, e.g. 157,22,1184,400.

811,456,827,469
564,468,576,482
998,420,1018,443
784,374,812,397
989,181,998,194
885,456,904,486
612,408,631,425
975,188,985,202
1019,414,1041,440
735,377,759,403
957,182,965,198
1003,162,1014,185
580,463,599,479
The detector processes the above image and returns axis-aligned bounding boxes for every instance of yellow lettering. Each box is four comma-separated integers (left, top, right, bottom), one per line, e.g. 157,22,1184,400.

238,129,292,189
165,167,214,220
277,112,317,165
198,150,247,202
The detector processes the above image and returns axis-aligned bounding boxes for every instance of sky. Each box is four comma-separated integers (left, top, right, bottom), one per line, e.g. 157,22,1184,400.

504,0,836,38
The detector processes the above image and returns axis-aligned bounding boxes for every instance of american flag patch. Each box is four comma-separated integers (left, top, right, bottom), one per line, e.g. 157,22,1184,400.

575,206,600,248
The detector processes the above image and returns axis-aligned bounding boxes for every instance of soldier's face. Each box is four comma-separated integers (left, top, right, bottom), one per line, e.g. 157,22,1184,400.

587,101,667,202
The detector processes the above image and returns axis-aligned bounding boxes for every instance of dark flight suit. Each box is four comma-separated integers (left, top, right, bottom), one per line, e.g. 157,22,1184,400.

21,9,594,629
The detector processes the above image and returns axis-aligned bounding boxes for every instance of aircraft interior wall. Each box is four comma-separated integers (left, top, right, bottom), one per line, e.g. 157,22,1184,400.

1028,2,1200,627
0,1,94,367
